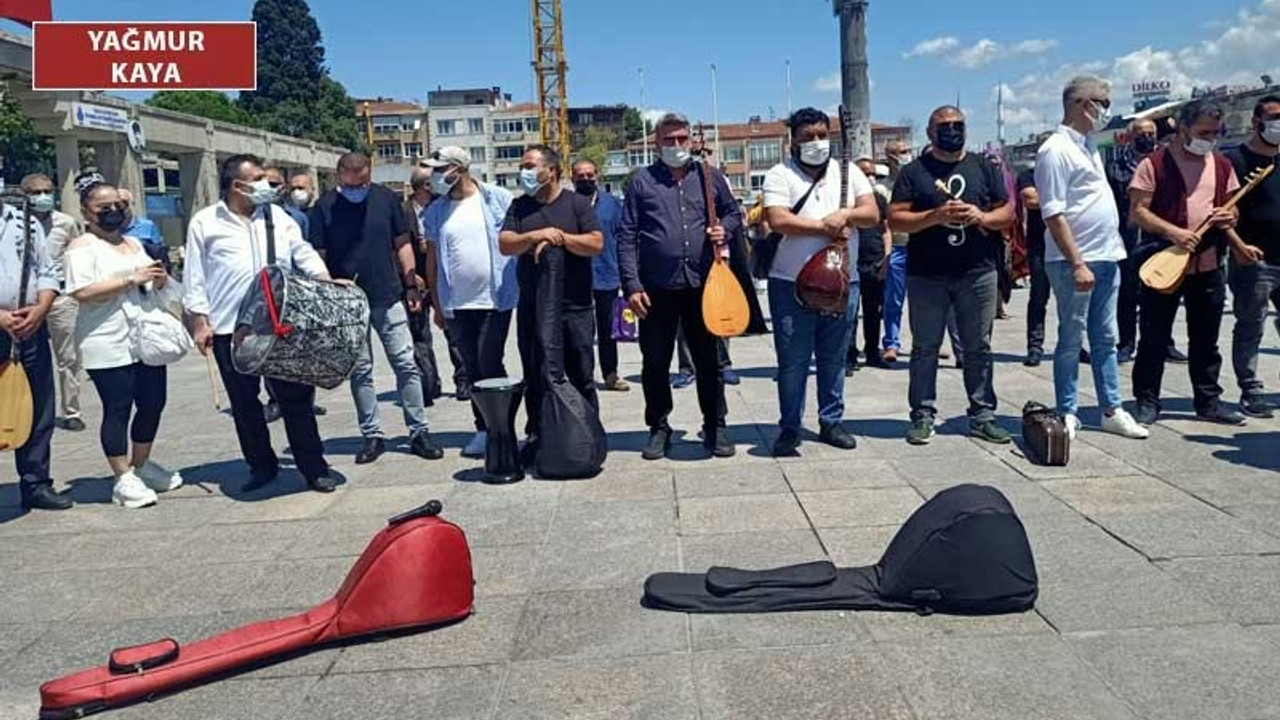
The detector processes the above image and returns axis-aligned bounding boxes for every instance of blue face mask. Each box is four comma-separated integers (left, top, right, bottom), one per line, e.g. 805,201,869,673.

339,185,370,203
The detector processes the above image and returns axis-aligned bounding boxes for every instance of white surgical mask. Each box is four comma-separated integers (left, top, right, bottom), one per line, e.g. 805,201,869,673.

1186,137,1216,156
1261,120,1280,146
519,168,544,194
798,139,831,166
1087,102,1111,133
430,170,459,196
661,145,692,168
289,189,311,207
28,193,55,213
890,152,912,166
242,179,277,206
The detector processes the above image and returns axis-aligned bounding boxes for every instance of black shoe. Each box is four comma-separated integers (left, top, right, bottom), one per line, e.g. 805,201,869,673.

819,423,858,450
642,429,671,461
705,429,736,458
57,417,86,432
1167,347,1189,364
307,474,337,493
722,369,742,385
1134,402,1159,427
1079,349,1091,365
1116,345,1135,364
355,437,386,465
519,436,540,468
1024,350,1043,367
264,402,282,424
410,432,444,460
772,429,801,457
455,384,472,402
1197,404,1247,426
20,484,73,511
313,405,328,416
242,464,280,493
1241,396,1277,419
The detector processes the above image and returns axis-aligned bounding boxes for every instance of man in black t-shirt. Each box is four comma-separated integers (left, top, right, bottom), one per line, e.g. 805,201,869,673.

1225,94,1280,418
848,158,892,372
500,144,604,459
890,106,1015,446
310,152,443,464
1016,165,1052,365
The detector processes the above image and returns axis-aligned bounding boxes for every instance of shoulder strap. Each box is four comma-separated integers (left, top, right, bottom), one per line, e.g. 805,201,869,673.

792,166,826,215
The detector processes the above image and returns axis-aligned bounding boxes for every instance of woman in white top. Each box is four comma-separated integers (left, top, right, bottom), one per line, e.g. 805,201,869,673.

64,176,183,509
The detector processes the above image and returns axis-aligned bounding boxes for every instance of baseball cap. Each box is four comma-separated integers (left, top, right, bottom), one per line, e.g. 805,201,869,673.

422,146,471,169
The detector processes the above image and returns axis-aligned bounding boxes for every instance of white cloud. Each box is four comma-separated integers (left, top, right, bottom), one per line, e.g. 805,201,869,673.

814,71,841,93
953,39,1003,70
1012,39,1059,55
904,36,960,58
641,108,670,125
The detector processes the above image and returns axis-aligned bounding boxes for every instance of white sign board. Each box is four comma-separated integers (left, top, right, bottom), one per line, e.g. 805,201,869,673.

70,102,129,133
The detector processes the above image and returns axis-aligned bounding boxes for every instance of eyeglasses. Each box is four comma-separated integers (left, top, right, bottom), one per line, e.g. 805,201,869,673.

1081,97,1112,109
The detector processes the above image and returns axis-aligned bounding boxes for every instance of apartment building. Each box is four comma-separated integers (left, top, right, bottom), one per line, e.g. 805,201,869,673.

568,104,628,148
355,98,429,193
426,86,513,184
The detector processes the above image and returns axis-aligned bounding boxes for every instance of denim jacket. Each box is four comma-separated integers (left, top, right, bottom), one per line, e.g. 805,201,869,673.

420,182,518,315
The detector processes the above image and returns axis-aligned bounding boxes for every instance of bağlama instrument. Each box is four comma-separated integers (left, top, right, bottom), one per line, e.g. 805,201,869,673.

695,123,751,338
0,198,36,452
231,205,370,390
795,104,855,317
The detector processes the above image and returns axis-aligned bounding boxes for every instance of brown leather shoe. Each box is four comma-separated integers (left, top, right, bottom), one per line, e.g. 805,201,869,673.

882,348,898,364
604,374,631,392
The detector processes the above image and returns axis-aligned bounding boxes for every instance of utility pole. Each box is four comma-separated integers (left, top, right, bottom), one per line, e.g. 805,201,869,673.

639,68,649,166
786,59,793,116
834,0,871,158
711,63,720,165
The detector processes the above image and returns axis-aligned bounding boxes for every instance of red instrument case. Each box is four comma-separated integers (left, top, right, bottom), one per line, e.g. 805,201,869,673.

39,500,473,719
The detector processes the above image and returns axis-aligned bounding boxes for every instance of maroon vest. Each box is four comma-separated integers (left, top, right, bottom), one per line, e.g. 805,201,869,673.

1147,146,1233,257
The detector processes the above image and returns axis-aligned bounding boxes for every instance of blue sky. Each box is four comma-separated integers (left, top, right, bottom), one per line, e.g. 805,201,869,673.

6,0,1279,145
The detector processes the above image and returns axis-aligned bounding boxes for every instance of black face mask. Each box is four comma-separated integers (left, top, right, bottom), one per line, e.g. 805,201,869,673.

934,125,966,153
96,208,128,233
1132,135,1157,155
574,179,598,197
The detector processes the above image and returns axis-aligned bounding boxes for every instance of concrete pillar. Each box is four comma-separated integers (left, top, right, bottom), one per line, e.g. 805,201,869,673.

54,135,82,222
93,141,146,217
178,149,219,225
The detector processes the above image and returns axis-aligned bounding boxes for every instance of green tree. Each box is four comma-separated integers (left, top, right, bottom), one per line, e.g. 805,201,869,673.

0,84,54,186
573,125,618,174
238,0,362,150
146,91,257,126
623,106,645,141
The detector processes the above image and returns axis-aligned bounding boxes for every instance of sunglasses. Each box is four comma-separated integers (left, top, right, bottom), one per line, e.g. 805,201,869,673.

936,121,966,132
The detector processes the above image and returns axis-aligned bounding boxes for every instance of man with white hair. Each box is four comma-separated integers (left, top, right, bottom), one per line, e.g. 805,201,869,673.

1034,75,1148,440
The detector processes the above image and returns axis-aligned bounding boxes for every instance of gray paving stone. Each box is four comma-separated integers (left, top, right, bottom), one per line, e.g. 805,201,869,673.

1158,555,1280,625
298,666,501,720
331,596,524,672
1083,506,1280,560
796,486,923,528
1035,559,1225,632
677,494,810,535
1224,502,1280,539
546,499,676,544
674,463,790,498
1067,624,1280,720
82,562,273,623
818,525,899,566
679,529,826,573
558,466,675,503
470,544,539,598
322,485,450,518
0,624,44,666
442,497,557,548
533,532,679,592
118,677,318,720
861,608,1055,641
781,459,911,492
1040,475,1204,515
999,438,1142,480
216,559,352,614
512,588,686,661
213,491,341,524
693,645,916,720
278,516,388,560
690,611,870,651
497,654,698,720
882,635,1140,720
890,446,1026,486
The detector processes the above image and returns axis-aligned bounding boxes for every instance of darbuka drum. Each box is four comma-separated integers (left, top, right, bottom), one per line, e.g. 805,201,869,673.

470,377,525,484
232,266,371,390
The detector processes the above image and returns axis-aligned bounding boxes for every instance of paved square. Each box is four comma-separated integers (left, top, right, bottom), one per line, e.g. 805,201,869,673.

3,288,1279,719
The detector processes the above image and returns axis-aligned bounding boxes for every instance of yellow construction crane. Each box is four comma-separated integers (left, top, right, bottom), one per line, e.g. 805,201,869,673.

531,0,571,163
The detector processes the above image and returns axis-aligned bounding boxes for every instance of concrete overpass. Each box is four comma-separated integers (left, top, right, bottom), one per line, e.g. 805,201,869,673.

1,30,348,240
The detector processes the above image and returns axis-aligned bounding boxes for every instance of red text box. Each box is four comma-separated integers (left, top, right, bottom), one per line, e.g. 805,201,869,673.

32,21,256,91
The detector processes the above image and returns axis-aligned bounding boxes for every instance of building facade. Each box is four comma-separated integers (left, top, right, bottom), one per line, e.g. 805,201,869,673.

426,86,513,185
568,104,628,150
356,98,429,194
488,103,542,192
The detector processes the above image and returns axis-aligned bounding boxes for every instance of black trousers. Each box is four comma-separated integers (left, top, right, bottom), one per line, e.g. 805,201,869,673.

408,304,444,403
1026,249,1051,354
677,326,730,375
850,268,885,360
593,288,621,378
2,327,55,491
447,309,512,431
212,335,328,480
519,304,598,438
640,288,726,432
1118,255,1141,351
1133,268,1226,412
86,362,167,458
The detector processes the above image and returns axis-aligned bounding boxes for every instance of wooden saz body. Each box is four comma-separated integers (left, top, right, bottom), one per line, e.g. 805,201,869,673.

795,104,855,317
1139,246,1192,294
2,199,36,452
703,259,750,337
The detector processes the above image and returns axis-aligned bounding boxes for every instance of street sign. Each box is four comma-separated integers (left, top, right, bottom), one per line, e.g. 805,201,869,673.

69,102,129,133
32,22,256,91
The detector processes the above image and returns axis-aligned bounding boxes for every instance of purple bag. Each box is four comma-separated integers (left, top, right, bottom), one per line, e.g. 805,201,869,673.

611,296,638,342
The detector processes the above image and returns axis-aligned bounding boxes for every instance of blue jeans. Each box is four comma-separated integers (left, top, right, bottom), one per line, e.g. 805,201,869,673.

1047,260,1122,416
769,277,859,432
881,246,908,350
906,269,998,425
351,302,429,439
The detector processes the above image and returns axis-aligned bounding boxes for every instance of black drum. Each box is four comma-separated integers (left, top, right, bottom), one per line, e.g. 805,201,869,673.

470,378,525,484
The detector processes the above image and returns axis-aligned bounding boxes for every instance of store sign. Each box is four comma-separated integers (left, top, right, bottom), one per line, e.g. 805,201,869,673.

69,102,129,133
1132,80,1172,99
32,22,256,91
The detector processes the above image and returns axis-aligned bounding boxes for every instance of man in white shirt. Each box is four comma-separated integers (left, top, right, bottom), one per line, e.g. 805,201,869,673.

0,198,72,510
185,154,342,493
1035,76,1148,440
762,107,880,456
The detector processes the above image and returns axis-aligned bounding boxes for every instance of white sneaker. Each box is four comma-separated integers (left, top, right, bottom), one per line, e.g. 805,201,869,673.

463,431,488,458
1102,408,1150,439
1064,414,1081,441
112,471,158,509
134,460,183,493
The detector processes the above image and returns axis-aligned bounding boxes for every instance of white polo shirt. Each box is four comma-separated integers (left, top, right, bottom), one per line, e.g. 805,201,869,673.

1034,125,1126,264
762,158,874,282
